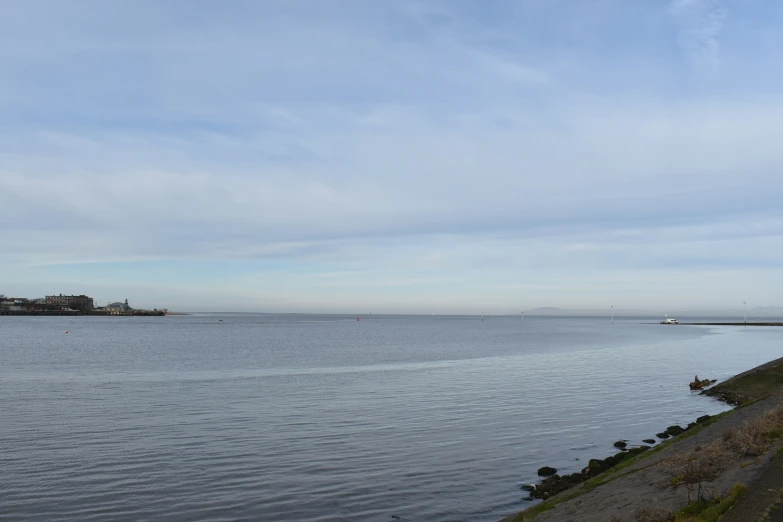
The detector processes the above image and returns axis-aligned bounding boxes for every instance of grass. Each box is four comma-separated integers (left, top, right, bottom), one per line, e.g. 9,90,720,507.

706,360,783,405
630,483,748,522
672,483,747,522
722,404,783,456
739,457,760,468
665,404,783,502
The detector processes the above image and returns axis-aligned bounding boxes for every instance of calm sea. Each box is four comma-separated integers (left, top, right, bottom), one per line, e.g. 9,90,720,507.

1,314,781,521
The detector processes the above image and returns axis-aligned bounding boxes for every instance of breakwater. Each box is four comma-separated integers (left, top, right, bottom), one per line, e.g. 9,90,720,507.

642,322,783,326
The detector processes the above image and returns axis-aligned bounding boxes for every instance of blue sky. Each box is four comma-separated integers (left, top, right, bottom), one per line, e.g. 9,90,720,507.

1,0,782,313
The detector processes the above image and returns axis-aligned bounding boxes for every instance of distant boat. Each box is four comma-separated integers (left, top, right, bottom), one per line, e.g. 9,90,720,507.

661,318,678,324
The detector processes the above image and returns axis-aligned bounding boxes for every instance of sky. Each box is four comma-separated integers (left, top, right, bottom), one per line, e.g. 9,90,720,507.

1,0,782,313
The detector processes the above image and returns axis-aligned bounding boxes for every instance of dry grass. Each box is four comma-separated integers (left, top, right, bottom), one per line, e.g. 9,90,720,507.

667,404,783,486
665,443,728,503
511,404,783,522
722,403,783,456
660,404,783,513
633,484,747,522
635,506,674,521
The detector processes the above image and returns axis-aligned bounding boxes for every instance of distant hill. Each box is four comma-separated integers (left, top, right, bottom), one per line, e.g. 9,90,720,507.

524,307,641,316
526,307,568,315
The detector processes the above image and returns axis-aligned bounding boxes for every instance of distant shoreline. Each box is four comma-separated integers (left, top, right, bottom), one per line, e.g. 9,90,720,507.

0,311,188,317
643,322,783,327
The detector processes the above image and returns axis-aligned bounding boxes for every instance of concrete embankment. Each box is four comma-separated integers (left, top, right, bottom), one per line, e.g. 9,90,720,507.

681,322,783,327
501,357,783,521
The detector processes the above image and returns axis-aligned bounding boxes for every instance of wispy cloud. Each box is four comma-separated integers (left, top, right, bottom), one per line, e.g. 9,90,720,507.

1,1,781,311
669,0,727,72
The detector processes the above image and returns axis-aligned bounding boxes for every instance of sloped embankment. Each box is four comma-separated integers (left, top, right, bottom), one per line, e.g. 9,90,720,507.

501,356,783,522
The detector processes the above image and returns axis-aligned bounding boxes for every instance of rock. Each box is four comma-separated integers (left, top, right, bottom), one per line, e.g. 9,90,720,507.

603,452,626,468
656,432,670,439
588,458,606,474
689,375,717,390
687,422,697,430
665,425,685,436
643,439,656,444
696,415,712,424
537,466,557,477
613,440,628,449
529,445,657,500
529,470,590,500
520,484,535,491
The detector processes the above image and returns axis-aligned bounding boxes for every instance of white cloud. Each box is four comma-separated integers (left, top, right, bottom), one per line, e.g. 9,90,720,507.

1,1,781,311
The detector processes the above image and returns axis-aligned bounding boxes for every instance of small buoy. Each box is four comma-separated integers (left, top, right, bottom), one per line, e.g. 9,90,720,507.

65,330,69,334
356,317,360,321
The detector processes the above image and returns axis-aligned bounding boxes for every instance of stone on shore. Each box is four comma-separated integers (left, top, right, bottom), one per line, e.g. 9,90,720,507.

529,446,653,500
689,375,717,390
666,425,684,435
537,466,557,477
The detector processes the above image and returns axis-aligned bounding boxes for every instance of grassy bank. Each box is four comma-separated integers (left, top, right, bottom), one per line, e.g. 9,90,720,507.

704,358,783,406
502,356,783,521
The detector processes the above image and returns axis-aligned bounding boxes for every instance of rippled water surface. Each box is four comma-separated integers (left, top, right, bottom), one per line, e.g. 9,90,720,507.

1,314,781,521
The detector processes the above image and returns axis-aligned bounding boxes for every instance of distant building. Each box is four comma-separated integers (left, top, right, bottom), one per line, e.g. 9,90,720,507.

105,299,131,312
0,296,30,312
1,297,28,311
45,294,94,311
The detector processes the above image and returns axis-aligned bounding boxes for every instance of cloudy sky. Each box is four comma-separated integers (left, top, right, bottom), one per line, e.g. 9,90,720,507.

1,0,781,313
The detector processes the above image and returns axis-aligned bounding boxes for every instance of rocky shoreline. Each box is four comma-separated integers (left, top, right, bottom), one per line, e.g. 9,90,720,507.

522,415,715,502
501,356,783,521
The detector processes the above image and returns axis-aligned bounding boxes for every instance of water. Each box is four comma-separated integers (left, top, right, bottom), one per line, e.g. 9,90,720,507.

1,315,781,521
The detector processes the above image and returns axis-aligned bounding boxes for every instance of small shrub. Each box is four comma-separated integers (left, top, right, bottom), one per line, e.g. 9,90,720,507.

665,443,728,503
722,404,783,456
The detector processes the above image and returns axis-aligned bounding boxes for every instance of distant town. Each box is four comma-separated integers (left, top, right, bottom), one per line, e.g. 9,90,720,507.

0,294,167,316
